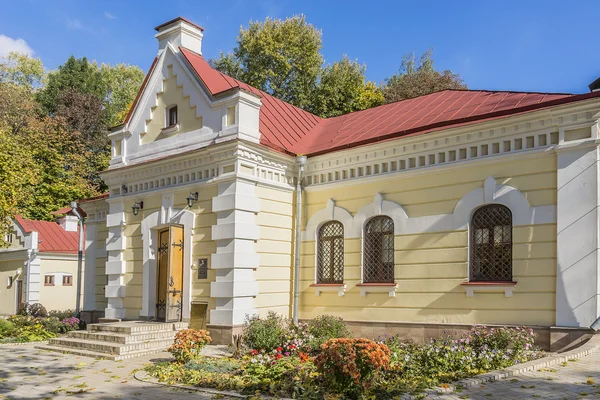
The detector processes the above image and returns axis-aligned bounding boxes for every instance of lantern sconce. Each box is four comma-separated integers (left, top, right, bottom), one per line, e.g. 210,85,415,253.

132,201,144,216
186,192,199,208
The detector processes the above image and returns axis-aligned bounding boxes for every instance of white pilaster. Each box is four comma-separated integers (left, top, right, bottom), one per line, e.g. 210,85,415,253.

82,223,97,311
105,200,127,319
210,180,259,326
556,145,600,327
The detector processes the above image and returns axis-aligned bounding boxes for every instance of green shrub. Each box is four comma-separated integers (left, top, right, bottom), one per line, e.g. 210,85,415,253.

306,315,351,351
48,309,75,320
242,311,287,352
0,319,16,338
17,302,48,318
15,323,56,342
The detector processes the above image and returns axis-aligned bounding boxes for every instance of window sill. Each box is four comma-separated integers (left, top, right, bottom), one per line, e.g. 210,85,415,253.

356,283,397,297
44,284,54,286
461,281,517,297
310,283,346,297
161,124,179,136
63,283,73,286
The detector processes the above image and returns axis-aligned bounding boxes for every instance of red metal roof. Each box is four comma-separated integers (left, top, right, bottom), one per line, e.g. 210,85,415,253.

118,43,600,159
15,216,81,254
180,48,322,155
297,90,577,155
179,48,600,156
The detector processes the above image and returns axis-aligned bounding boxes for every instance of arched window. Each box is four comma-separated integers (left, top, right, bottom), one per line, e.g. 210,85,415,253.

470,204,512,282
363,216,395,283
317,221,344,284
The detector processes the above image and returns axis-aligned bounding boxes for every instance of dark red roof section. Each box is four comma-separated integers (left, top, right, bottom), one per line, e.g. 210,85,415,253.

15,216,81,254
298,90,576,155
178,48,600,156
180,48,322,154
114,38,600,158
155,16,204,32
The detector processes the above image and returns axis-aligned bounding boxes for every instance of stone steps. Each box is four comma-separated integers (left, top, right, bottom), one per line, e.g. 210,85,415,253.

35,321,188,360
68,330,176,344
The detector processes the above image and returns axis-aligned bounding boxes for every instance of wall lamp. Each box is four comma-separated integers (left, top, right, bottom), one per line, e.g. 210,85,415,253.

132,201,144,216
186,192,199,208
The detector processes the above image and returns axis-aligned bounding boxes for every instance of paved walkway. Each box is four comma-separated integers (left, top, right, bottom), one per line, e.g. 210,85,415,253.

436,350,600,399
1,343,600,399
0,343,216,400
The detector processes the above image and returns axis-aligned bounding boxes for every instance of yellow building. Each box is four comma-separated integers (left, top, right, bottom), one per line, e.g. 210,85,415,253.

0,214,83,315
80,17,600,349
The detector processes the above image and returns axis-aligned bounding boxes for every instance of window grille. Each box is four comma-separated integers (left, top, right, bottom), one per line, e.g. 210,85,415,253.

470,204,513,282
363,216,395,283
317,221,344,284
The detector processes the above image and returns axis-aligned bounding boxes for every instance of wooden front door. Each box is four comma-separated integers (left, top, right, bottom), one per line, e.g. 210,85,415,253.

156,226,184,322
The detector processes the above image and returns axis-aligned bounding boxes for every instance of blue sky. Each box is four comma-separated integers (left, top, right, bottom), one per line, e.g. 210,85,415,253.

1,0,598,94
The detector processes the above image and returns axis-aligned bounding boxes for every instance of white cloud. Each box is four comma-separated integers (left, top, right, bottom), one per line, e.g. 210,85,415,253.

0,34,34,57
67,18,83,30
104,12,116,20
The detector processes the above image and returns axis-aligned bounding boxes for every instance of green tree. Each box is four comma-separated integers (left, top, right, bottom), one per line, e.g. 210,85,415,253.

0,52,45,89
383,49,467,104
36,56,105,115
100,63,145,127
312,56,384,118
211,15,323,111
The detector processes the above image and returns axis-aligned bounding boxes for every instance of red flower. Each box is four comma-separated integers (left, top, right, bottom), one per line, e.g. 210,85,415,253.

275,353,283,359
250,349,258,355
289,345,296,349
276,347,283,352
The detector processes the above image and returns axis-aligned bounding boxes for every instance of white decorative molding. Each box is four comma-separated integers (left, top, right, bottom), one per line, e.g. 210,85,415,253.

303,198,354,241
102,141,295,199
161,124,179,136
303,176,556,241
303,103,600,189
358,284,397,297
209,179,259,326
462,282,516,297
312,284,346,297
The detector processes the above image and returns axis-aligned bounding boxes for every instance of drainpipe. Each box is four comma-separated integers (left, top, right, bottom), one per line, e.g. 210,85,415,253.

292,155,307,324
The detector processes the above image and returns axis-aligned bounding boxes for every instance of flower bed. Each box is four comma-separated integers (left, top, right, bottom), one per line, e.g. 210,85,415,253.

146,314,542,398
0,303,81,343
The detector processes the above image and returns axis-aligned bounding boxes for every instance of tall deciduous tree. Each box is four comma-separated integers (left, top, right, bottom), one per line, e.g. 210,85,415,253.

312,56,384,118
211,16,386,117
101,63,145,127
0,52,45,89
383,50,467,104
211,15,323,111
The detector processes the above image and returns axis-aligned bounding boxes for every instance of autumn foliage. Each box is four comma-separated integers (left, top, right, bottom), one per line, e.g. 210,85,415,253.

168,329,212,363
314,338,390,391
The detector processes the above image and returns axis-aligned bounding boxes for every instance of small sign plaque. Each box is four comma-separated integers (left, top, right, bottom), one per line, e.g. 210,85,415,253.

197,258,208,279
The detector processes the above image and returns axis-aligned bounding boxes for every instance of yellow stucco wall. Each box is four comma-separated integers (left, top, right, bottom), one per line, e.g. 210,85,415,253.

255,185,294,317
0,259,23,315
39,257,79,311
299,153,557,327
141,64,203,144
95,224,108,311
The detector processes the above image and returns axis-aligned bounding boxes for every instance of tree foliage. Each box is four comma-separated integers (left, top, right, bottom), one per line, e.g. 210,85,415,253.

0,52,143,243
212,15,323,111
312,56,383,118
383,50,467,104
210,15,383,117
